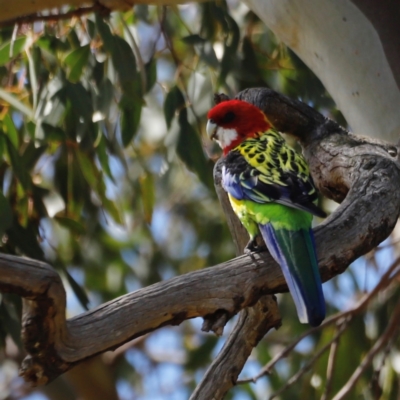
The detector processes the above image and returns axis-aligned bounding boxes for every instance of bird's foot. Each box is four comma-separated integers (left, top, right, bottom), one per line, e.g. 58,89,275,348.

244,238,261,254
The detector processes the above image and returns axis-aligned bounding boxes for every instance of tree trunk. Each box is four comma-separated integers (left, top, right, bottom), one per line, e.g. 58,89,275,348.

245,0,400,142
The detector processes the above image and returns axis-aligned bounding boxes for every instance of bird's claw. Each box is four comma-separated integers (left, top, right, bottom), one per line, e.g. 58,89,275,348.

244,238,260,254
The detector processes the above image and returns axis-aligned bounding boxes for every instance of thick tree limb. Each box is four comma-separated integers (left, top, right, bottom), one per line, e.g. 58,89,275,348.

0,88,399,390
245,0,400,141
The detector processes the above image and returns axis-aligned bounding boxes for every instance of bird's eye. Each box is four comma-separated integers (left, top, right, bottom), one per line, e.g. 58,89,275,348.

221,111,235,124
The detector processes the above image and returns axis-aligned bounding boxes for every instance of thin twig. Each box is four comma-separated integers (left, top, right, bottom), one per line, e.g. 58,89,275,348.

119,15,147,95
268,319,350,400
0,4,110,28
321,323,341,400
238,256,400,384
10,24,19,57
332,300,400,400
369,331,395,399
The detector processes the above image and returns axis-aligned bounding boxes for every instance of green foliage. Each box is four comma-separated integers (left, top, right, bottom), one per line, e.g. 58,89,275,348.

0,3,392,400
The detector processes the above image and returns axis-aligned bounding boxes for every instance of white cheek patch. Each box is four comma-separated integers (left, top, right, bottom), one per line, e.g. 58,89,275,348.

216,128,238,149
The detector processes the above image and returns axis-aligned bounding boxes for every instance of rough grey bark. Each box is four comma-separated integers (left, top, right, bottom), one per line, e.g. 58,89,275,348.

350,0,400,89
190,296,281,400
0,89,399,398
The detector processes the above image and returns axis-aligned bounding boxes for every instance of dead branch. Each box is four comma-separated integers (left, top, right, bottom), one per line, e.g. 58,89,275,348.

0,0,211,26
0,4,110,28
0,88,399,394
190,296,281,400
269,319,350,400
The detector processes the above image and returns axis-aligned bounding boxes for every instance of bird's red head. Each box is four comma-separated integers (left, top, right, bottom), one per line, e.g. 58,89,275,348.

206,100,271,154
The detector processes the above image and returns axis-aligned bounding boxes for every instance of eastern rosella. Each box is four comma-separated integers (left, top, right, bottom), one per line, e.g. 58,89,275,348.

206,99,326,326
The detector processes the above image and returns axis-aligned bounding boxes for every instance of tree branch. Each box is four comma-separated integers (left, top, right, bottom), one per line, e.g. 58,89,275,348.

190,296,281,400
0,0,209,27
269,319,350,400
0,4,111,28
0,88,399,389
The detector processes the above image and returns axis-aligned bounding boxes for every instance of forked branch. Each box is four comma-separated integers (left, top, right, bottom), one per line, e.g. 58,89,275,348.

0,88,399,394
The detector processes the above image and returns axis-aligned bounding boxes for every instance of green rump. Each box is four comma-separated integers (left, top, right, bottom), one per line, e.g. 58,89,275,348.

229,195,313,238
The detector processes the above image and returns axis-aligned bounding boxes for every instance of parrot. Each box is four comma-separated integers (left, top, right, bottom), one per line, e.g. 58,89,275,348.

206,99,326,326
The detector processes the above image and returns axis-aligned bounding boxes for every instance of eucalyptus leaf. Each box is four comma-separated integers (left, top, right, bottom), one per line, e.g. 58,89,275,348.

0,89,34,119
164,86,185,130
2,113,19,149
120,98,142,147
139,172,155,223
0,37,26,66
0,192,13,238
177,109,213,190
64,45,91,83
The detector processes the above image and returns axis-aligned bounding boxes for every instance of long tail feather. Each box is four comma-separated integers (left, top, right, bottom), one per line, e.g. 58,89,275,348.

259,223,325,326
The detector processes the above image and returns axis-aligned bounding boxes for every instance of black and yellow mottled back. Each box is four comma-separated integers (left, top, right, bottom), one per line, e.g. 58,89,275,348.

222,128,326,218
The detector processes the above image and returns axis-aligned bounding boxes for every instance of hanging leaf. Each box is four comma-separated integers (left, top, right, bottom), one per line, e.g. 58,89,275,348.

0,37,26,66
64,45,91,83
96,134,114,181
64,269,90,310
2,113,19,149
100,193,123,225
139,172,155,223
164,86,185,129
120,95,142,147
95,14,116,54
0,192,13,238
96,78,114,116
0,134,5,160
111,36,137,87
96,15,142,147
218,13,240,86
181,34,206,45
65,82,93,124
76,149,98,188
0,89,34,119
5,137,31,190
54,215,86,235
145,58,157,93
96,16,138,86
177,109,213,190
76,149,123,224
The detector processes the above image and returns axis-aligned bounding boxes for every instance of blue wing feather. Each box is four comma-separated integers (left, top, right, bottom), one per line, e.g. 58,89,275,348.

221,130,326,326
259,223,325,326
221,165,245,199
222,137,326,218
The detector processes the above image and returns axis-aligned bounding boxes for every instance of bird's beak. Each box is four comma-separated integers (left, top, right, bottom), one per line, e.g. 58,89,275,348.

206,119,218,140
